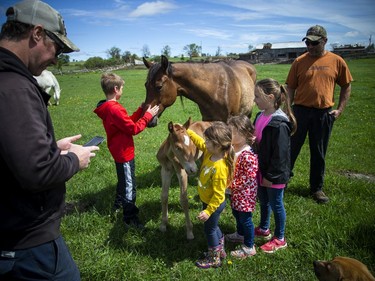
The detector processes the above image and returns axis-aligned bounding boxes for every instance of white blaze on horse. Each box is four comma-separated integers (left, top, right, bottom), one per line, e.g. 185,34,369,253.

143,55,256,127
157,117,211,240
34,70,61,105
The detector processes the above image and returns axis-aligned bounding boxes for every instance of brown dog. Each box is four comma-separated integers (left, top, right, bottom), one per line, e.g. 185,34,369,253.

313,256,375,281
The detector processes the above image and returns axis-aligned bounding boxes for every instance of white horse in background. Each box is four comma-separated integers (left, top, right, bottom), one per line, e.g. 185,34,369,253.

34,70,61,105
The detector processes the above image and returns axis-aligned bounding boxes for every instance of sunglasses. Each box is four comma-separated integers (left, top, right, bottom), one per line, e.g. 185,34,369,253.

305,40,321,46
44,30,64,57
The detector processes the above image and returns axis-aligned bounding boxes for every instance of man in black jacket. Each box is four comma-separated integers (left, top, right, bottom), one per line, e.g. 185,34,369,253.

0,1,99,280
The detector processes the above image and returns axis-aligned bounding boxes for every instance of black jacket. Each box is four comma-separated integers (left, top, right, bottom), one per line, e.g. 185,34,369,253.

0,47,79,249
254,109,292,185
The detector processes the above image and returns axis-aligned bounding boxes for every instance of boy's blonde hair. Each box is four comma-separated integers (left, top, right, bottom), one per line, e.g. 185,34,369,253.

100,72,124,96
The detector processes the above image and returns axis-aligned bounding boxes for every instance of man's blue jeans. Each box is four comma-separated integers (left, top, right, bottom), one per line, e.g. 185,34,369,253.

0,236,80,281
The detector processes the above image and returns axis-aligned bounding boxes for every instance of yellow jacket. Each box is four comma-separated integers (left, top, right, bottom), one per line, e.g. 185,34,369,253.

187,129,228,216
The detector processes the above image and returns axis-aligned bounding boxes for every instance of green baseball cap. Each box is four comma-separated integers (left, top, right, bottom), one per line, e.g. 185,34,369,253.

302,25,327,41
6,0,79,53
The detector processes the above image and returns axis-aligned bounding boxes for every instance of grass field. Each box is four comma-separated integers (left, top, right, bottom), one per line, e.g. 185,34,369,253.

49,58,375,281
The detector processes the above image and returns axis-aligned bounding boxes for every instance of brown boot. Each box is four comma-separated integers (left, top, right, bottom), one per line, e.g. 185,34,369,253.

312,190,329,204
196,246,222,269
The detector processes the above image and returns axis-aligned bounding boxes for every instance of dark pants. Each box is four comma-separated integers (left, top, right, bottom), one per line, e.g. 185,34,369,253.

0,236,80,281
202,201,226,248
115,159,139,222
291,105,335,192
232,209,255,248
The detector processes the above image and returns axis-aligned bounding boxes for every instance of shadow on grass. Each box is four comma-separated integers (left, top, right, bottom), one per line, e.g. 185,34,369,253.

285,184,312,199
66,164,232,267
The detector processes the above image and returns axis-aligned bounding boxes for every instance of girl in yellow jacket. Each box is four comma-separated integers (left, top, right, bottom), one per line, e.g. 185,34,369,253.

187,121,234,269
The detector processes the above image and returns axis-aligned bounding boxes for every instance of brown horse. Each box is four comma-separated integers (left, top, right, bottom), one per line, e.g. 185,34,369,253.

143,55,256,127
157,117,211,240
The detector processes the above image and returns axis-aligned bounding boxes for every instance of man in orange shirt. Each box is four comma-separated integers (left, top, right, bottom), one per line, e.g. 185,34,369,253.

286,25,353,204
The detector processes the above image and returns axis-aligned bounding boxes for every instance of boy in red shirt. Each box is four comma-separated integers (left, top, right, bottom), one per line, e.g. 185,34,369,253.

94,72,159,229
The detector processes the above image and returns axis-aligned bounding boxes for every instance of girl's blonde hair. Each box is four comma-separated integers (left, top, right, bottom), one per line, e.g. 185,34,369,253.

227,115,257,152
255,78,297,135
100,72,124,95
203,121,235,182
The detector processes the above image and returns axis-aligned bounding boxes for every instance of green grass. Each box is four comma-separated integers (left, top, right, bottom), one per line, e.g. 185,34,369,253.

50,58,375,281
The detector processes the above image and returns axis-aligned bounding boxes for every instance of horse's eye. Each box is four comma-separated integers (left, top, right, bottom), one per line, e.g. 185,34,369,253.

155,85,162,92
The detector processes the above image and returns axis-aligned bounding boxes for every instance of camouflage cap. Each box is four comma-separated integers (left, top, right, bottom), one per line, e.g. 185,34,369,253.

6,0,79,53
302,25,327,41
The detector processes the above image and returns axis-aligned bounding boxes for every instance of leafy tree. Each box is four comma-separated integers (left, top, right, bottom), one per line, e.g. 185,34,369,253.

84,56,106,69
161,45,171,58
248,44,254,51
183,43,201,59
106,46,121,60
122,51,132,63
142,44,151,58
215,46,222,56
55,54,70,74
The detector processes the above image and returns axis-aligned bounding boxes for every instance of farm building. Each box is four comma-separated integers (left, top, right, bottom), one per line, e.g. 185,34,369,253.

239,41,371,64
239,42,306,64
331,44,367,58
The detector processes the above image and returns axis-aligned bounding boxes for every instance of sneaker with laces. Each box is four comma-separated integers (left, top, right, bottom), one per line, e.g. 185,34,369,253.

230,244,256,259
254,227,272,240
312,191,329,204
225,232,244,243
260,237,287,253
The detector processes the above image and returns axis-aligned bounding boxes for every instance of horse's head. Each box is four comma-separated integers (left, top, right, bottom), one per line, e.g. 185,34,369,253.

167,117,199,175
143,55,178,127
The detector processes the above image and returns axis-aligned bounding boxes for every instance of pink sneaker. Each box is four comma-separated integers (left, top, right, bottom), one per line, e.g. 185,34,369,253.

254,227,272,240
260,237,287,253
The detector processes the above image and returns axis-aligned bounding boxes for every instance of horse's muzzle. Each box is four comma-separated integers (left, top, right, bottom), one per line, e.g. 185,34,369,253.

147,116,159,127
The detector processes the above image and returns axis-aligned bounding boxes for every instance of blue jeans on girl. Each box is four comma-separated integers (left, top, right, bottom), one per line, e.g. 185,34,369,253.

257,186,286,239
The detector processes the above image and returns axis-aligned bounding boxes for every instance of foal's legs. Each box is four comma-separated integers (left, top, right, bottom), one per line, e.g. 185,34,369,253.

176,168,194,240
160,165,173,233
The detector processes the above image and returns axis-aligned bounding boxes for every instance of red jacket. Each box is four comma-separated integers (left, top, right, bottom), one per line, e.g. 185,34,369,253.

94,100,152,162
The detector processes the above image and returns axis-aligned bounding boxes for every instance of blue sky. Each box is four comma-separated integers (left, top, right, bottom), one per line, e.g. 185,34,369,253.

1,0,374,61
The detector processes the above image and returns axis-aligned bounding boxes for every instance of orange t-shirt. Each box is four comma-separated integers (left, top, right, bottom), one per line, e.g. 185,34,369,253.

286,51,353,109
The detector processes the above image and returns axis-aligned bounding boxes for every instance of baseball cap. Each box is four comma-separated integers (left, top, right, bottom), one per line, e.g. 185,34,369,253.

6,0,79,53
302,25,327,41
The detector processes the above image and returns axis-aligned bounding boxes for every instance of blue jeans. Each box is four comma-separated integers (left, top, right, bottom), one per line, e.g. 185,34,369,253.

202,201,226,248
257,185,286,240
232,209,254,248
0,236,80,281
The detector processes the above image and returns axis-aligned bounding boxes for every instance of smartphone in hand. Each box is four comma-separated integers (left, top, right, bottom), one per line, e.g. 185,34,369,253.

83,136,105,147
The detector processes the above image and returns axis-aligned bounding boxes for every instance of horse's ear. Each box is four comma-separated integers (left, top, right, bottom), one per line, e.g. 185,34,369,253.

183,117,192,129
168,121,174,133
143,57,152,69
161,55,169,72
